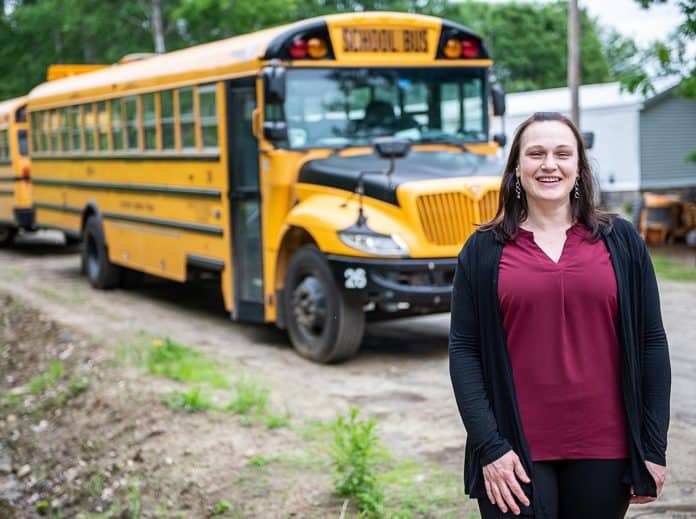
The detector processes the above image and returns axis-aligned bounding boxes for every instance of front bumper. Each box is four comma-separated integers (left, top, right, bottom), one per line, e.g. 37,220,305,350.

326,254,456,315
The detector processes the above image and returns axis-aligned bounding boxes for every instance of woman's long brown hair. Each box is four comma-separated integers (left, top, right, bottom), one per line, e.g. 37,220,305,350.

478,111,613,242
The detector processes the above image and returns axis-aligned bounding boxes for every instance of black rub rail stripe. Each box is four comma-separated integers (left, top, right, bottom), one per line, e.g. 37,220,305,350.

32,178,222,198
30,154,219,162
0,190,14,196
34,202,82,214
0,176,20,182
34,202,224,236
186,254,225,272
102,212,224,236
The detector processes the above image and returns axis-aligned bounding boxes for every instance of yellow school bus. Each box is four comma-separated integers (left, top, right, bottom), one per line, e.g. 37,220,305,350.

0,96,31,246
26,12,505,362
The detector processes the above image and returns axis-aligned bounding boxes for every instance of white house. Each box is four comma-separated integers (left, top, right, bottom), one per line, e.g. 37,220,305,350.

491,80,696,203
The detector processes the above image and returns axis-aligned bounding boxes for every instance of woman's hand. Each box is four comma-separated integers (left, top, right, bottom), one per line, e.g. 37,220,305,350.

630,460,667,504
482,450,531,515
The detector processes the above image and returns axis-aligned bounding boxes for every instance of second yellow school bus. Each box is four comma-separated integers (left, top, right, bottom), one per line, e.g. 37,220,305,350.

0,96,31,246
26,12,505,362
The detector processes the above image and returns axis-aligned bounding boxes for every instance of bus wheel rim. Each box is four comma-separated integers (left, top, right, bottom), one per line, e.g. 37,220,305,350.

291,275,327,339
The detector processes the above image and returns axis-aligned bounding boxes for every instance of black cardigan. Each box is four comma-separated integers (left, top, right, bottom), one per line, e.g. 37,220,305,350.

449,217,670,517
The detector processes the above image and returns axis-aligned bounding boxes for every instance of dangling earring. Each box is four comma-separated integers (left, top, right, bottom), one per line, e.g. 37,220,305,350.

515,177,521,200
574,177,580,199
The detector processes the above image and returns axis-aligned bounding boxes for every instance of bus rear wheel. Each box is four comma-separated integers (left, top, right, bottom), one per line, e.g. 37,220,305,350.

283,245,365,363
0,227,16,248
82,216,121,289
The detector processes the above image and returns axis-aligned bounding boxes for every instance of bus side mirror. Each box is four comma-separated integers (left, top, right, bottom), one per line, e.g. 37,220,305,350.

491,83,506,116
581,131,594,150
262,65,286,105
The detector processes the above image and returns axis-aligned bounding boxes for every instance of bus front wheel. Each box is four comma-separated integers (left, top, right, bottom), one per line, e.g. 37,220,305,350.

283,245,365,363
0,226,16,248
82,216,121,289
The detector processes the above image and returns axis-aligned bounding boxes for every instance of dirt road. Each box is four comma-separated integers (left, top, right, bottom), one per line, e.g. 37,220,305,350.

1,232,694,518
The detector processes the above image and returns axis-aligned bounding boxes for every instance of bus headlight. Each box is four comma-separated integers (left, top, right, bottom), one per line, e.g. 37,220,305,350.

337,230,409,257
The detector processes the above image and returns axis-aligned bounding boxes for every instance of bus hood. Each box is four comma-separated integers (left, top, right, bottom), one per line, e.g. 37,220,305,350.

297,150,503,206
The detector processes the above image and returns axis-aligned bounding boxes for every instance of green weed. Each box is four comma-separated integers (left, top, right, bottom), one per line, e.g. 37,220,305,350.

330,407,384,518
247,455,271,467
652,256,696,282
224,377,269,415
129,480,142,519
211,499,231,516
147,338,229,388
265,413,291,429
29,360,64,394
164,387,212,412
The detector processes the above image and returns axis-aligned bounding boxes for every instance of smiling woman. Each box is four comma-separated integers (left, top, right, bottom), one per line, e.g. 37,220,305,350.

449,112,671,518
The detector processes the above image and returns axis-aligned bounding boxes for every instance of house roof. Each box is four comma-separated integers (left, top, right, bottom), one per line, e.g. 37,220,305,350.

503,78,681,116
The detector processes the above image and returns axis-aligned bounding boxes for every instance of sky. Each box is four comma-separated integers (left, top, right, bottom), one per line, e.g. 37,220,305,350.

475,0,685,46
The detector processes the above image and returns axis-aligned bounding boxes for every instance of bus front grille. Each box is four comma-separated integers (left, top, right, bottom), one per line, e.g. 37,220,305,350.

415,190,499,246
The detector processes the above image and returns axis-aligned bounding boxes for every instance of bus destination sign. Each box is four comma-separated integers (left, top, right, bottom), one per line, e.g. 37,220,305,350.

341,28,429,53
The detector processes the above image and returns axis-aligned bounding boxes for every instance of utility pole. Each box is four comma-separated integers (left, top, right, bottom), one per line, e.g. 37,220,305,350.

568,0,580,127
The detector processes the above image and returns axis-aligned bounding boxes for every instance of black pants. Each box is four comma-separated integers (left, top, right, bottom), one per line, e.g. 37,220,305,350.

477,459,630,519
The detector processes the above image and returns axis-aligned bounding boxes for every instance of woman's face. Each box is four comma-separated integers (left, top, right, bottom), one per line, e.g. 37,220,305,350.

517,120,579,207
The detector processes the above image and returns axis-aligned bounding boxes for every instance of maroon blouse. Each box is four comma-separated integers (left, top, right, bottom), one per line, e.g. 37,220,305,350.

498,223,629,461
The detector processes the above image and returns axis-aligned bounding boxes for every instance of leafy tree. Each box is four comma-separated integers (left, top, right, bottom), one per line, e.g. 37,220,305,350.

451,1,611,93
621,0,695,161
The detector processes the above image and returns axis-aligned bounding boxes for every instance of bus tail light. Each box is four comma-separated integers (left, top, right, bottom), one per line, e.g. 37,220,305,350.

21,164,31,179
289,39,308,59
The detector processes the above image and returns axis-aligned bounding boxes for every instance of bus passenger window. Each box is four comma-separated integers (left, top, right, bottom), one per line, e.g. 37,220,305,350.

50,110,61,153
31,112,41,153
97,101,109,152
198,84,218,150
40,111,50,153
0,130,8,160
143,93,157,151
179,87,195,150
112,99,125,151
84,103,96,152
61,107,71,152
18,130,28,156
71,106,82,152
124,96,139,151
161,90,175,150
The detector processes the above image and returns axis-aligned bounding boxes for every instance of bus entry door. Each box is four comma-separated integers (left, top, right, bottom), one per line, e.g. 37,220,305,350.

227,78,264,322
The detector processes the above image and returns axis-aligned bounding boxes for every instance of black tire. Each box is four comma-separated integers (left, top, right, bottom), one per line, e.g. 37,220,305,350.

0,226,16,248
283,245,365,363
82,216,121,289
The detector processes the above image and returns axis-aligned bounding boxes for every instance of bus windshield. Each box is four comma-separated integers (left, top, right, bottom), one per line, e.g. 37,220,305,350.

284,67,488,149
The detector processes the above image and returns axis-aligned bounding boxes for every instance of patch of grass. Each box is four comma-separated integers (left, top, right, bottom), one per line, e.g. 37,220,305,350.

223,377,269,415
652,256,696,282
89,470,108,497
29,360,64,394
68,376,90,398
147,338,229,388
247,455,271,467
330,407,384,518
211,499,231,516
380,461,462,517
164,387,212,412
265,413,291,429
239,415,255,427
129,480,142,519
